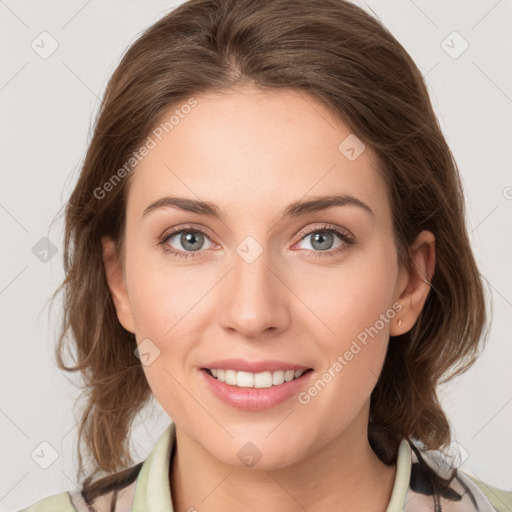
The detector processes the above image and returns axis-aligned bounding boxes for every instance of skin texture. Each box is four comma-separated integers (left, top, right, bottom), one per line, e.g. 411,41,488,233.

102,85,435,512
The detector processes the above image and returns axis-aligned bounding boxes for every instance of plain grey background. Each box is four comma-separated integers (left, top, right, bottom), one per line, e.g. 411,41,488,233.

1,1,511,510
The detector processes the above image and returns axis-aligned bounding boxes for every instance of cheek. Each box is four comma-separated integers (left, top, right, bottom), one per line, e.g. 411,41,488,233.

293,244,399,403
296,244,398,345
124,238,195,337
127,269,193,417
123,241,214,406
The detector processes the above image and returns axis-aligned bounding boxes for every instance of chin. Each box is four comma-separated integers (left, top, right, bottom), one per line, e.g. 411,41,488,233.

205,436,305,470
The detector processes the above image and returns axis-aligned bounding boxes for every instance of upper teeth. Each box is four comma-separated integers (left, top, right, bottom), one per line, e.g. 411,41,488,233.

210,369,307,388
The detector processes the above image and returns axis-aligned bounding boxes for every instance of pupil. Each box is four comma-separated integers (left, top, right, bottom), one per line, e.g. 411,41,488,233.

312,232,332,251
182,232,203,251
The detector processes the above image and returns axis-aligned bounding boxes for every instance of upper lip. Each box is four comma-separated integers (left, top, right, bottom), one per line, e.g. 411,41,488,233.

202,359,312,373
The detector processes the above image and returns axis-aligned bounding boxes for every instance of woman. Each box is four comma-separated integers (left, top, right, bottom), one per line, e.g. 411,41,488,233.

18,0,511,511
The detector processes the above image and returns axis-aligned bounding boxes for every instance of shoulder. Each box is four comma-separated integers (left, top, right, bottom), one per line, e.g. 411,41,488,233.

407,439,512,512
17,491,79,512
16,423,174,512
465,473,512,512
17,478,138,512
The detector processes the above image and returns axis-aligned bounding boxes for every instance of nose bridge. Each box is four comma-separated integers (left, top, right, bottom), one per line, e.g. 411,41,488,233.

219,233,289,337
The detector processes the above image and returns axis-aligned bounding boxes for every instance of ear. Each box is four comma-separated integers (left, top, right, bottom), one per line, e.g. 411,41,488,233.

390,230,435,336
101,236,135,334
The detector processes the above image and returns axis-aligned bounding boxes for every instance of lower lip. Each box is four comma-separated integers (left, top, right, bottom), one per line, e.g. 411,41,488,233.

201,369,314,411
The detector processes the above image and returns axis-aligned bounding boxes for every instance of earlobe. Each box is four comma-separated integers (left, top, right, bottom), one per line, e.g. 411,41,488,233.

390,231,435,336
101,236,135,334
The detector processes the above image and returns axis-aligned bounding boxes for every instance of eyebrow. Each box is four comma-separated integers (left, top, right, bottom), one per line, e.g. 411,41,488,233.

142,194,374,221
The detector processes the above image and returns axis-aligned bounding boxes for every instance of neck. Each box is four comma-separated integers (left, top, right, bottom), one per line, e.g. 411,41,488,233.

169,416,397,512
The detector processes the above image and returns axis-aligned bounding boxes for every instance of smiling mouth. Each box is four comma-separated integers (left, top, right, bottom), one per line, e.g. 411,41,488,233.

203,368,314,389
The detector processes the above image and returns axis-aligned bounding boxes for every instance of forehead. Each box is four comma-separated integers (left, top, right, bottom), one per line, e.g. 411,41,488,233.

127,85,388,221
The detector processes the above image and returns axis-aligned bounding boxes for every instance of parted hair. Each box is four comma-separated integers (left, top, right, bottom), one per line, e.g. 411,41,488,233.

53,0,488,503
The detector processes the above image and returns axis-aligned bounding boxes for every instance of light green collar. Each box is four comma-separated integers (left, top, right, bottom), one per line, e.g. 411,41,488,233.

132,421,177,511
386,438,412,512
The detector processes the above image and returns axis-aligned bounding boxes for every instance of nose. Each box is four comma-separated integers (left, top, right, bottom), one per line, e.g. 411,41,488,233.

218,241,290,340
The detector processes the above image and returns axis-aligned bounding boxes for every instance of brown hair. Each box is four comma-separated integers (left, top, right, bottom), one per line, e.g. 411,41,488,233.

53,0,488,504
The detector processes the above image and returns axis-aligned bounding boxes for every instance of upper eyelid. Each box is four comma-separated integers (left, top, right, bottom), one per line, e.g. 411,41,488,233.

292,225,353,250
160,224,215,243
299,223,352,237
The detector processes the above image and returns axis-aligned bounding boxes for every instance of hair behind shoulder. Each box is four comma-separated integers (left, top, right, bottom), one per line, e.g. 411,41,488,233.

52,0,488,499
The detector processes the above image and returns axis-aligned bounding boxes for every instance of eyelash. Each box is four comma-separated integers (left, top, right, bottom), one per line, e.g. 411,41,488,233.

158,223,354,260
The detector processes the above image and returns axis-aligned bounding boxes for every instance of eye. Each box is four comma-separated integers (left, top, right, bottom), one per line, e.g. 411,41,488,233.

159,226,215,259
158,223,354,260
293,224,354,258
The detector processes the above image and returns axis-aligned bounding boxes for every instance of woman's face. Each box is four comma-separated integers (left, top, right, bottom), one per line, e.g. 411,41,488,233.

105,85,416,468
